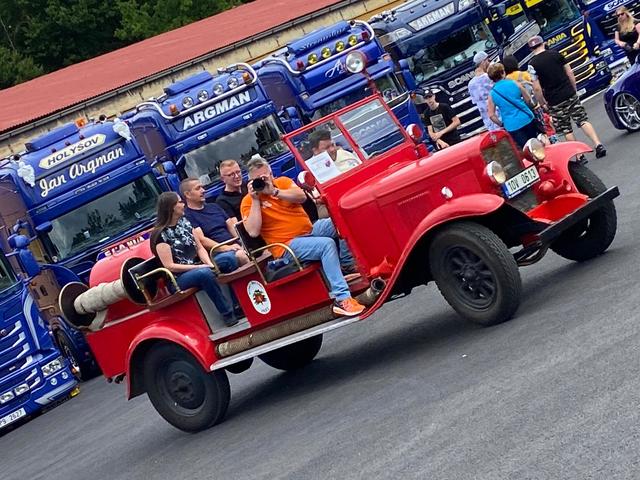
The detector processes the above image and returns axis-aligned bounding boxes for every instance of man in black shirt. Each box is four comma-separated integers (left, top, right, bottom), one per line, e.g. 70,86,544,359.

528,35,606,158
422,90,461,150
216,159,247,221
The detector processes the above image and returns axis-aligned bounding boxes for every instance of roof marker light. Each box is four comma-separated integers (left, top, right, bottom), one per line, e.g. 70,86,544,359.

362,31,370,41
169,104,180,116
197,90,209,102
213,83,225,95
335,40,345,52
308,53,319,65
242,72,252,84
182,96,194,108
321,47,331,59
347,34,358,46
296,60,305,71
228,76,240,89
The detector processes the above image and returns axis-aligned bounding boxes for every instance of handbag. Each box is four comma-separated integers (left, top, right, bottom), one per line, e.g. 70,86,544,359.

493,85,546,134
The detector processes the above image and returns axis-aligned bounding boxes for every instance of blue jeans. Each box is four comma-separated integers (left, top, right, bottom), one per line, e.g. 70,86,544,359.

284,218,353,301
213,251,239,273
176,267,232,316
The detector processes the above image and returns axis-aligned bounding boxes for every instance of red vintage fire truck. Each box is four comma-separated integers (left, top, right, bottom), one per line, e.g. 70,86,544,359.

59,69,618,432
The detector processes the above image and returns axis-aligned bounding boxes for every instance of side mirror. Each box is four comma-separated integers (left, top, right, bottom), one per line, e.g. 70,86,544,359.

35,221,53,235
8,234,41,277
296,171,317,191
162,161,177,174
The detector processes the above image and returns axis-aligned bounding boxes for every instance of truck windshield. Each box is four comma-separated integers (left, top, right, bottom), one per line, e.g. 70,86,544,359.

311,74,406,121
527,0,580,36
47,174,161,261
182,114,287,188
0,253,18,292
403,22,497,83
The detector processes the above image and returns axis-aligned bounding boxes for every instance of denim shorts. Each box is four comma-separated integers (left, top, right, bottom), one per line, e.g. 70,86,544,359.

213,251,239,273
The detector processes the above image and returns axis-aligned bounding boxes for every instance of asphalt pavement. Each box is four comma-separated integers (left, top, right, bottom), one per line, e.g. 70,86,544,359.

3,94,640,480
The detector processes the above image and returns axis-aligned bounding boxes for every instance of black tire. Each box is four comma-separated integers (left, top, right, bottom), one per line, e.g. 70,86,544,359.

550,162,617,262
143,343,230,433
429,222,522,326
259,335,323,371
55,330,99,382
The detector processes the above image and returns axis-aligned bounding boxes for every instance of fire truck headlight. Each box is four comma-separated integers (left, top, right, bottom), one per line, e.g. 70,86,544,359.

345,51,366,74
321,47,332,59
0,391,15,404
335,40,345,52
459,0,474,10
227,76,240,89
523,138,546,162
347,34,358,46
213,83,225,96
485,161,507,185
182,96,194,109
308,53,319,65
42,357,64,377
197,90,209,102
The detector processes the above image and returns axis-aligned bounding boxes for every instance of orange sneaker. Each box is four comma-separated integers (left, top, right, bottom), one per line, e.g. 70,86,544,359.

333,297,365,317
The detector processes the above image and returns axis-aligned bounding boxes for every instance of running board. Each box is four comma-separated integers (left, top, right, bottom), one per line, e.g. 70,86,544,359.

210,316,361,371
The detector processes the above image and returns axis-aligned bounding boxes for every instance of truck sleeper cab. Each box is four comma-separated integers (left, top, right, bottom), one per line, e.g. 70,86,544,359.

129,63,301,202
60,94,618,433
0,119,164,380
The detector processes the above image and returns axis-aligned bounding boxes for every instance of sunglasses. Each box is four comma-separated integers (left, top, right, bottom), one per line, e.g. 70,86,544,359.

617,12,627,17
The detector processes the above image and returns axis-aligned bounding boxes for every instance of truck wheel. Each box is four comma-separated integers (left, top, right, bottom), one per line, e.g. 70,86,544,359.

259,335,323,371
429,222,522,326
144,343,230,432
550,162,617,262
55,330,99,382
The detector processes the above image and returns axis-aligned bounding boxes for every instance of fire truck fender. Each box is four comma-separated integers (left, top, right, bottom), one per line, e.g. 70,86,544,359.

539,141,592,184
125,321,216,399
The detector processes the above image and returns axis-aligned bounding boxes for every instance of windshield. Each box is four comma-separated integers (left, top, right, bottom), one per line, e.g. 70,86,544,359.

291,99,405,183
528,0,580,36
0,253,18,292
47,174,161,261
311,74,407,121
182,114,288,188
403,22,497,83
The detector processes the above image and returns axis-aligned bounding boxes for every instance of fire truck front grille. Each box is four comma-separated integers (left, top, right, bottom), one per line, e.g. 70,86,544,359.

508,188,539,213
481,138,524,178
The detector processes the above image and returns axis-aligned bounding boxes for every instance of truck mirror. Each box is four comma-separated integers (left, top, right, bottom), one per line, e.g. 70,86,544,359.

397,60,417,91
8,234,41,277
162,161,177,174
35,221,53,235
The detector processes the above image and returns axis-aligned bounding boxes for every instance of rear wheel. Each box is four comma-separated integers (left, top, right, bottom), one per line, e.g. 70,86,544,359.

551,163,617,262
614,92,640,132
429,222,521,326
259,335,323,371
144,344,230,432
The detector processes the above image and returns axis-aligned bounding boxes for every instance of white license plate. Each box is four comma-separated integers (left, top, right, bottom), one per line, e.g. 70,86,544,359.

502,166,540,198
577,88,586,96
0,407,26,429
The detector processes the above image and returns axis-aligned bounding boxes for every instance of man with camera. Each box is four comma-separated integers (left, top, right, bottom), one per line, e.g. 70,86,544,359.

240,157,365,317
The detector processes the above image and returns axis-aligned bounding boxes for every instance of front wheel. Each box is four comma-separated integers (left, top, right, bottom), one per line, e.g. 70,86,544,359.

259,335,323,371
55,330,99,382
144,344,230,433
614,92,640,132
429,222,522,326
551,162,617,262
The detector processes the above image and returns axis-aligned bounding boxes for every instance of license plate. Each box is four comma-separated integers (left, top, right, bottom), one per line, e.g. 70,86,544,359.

0,407,26,429
502,166,540,198
577,88,586,96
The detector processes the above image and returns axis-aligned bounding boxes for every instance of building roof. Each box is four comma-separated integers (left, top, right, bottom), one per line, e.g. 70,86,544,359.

0,0,348,134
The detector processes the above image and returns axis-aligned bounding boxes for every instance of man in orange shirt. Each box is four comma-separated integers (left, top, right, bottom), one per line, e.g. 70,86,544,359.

241,157,365,316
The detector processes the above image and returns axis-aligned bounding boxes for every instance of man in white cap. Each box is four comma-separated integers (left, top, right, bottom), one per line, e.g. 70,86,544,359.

468,51,501,131
528,35,606,158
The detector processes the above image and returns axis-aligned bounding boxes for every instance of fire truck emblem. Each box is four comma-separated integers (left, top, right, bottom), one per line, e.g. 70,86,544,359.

246,280,271,314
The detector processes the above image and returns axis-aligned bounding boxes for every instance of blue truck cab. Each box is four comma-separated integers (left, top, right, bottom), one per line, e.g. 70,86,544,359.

129,63,299,199
576,0,637,73
0,238,78,432
489,0,612,93
0,119,163,379
254,20,425,139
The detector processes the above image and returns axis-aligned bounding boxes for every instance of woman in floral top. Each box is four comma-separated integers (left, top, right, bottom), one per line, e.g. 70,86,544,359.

150,192,237,326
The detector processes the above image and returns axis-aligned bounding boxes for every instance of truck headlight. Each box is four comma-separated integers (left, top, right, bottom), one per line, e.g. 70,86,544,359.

42,357,64,377
0,391,15,404
523,138,546,162
485,161,507,185
14,383,29,395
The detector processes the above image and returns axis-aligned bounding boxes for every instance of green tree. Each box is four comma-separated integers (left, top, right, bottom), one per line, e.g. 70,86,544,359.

0,45,43,88
115,0,245,42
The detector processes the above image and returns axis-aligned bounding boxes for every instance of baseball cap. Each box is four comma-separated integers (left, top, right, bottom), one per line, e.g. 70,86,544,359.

528,35,544,48
424,89,436,98
473,51,488,65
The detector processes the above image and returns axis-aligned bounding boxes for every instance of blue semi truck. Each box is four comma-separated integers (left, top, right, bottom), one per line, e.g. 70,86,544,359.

129,63,302,199
0,235,78,432
254,20,425,139
0,119,164,380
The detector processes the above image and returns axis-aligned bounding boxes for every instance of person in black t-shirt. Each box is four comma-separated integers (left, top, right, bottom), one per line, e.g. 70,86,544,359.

216,159,247,221
180,178,249,273
422,90,461,150
528,35,606,158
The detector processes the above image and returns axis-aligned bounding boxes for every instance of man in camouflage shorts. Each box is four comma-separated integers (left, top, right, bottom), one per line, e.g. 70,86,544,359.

528,35,607,158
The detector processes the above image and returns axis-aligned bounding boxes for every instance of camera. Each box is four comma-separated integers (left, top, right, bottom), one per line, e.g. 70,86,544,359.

251,177,266,192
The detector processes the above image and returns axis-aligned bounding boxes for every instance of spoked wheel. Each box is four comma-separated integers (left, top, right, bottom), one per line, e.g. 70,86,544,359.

144,344,230,432
429,222,522,326
614,92,640,132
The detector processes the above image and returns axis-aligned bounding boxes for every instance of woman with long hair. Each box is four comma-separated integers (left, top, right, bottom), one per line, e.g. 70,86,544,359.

150,192,237,327
614,6,640,63
487,62,540,148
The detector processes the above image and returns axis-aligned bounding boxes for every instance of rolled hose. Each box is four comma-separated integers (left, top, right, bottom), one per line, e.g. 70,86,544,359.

74,280,127,315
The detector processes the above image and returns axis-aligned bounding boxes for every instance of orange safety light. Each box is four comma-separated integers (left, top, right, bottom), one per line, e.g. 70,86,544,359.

242,72,252,84
169,104,180,116
75,118,87,128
